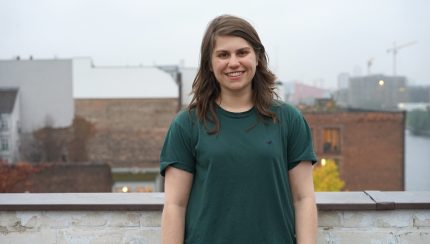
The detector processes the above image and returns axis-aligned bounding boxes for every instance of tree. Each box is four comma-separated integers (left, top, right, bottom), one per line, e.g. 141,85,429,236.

20,133,43,162
407,107,430,137
313,159,345,191
67,116,95,162
21,116,95,163
0,160,48,192
33,125,69,162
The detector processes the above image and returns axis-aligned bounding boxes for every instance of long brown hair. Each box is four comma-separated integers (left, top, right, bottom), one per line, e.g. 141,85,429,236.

189,15,278,134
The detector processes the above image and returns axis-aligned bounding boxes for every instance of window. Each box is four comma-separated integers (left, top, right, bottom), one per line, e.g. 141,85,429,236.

322,128,341,153
1,137,9,152
0,116,8,131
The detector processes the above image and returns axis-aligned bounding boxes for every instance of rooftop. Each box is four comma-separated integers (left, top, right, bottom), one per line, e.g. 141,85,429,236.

0,88,18,114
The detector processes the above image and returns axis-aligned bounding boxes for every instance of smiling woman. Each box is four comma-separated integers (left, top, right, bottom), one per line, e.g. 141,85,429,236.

160,15,317,244
211,36,257,102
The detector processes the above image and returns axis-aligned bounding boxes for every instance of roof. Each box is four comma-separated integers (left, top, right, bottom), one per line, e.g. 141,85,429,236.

73,58,178,99
0,88,18,113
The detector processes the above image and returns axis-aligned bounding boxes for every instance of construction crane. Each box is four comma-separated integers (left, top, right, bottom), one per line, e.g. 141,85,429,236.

367,57,374,75
387,41,417,76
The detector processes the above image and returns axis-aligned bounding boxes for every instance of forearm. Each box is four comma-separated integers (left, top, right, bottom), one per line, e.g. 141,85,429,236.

162,204,187,244
294,196,317,244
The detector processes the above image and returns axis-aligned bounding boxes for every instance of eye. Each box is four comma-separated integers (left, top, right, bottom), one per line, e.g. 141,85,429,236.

217,52,229,59
237,50,249,57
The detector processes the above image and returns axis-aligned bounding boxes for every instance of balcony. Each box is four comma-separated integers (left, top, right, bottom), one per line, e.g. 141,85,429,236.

1,191,429,243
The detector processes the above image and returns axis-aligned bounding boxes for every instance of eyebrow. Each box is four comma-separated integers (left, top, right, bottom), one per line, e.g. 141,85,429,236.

214,47,252,53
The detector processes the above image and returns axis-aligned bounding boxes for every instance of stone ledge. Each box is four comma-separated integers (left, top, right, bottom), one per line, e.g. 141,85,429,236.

0,193,164,211
316,192,375,210
365,191,430,210
316,191,430,210
0,191,429,211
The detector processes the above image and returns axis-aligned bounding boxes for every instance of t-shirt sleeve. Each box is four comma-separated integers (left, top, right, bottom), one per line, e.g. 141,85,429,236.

284,106,317,170
159,112,196,177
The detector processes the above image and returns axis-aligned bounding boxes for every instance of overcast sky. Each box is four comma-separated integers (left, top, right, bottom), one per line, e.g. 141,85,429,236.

1,0,429,89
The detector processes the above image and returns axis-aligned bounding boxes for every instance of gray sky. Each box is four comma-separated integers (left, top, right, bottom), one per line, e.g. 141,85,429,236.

1,0,429,89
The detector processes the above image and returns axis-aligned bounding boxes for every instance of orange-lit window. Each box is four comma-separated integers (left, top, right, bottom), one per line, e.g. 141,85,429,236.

322,128,341,153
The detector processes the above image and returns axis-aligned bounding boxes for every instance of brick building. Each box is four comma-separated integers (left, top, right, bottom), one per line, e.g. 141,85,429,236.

304,110,405,191
74,98,177,168
75,98,178,192
73,58,179,192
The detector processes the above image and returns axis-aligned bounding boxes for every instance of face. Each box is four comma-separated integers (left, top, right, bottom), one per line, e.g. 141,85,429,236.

211,35,258,96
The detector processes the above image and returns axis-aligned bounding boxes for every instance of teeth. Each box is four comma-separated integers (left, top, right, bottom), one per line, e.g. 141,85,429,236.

227,71,243,77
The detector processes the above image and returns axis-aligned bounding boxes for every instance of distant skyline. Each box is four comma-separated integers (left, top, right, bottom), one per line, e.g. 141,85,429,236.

1,0,429,89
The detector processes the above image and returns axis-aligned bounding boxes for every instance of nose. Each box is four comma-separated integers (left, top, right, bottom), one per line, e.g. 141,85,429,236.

228,55,240,68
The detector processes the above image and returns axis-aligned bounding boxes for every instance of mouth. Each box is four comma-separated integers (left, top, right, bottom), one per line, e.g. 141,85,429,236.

225,71,245,77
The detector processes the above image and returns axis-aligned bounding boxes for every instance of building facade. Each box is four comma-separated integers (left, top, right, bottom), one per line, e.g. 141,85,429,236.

0,59,74,163
0,89,20,163
345,74,407,110
73,58,178,192
304,110,405,191
0,57,179,191
285,81,331,105
0,59,74,132
74,98,178,192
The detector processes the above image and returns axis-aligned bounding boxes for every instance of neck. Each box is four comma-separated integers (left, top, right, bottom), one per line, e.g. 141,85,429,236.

217,89,253,113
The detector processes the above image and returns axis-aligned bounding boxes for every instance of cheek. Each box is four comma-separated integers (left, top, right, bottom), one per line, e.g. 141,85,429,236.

248,60,258,71
212,60,225,72
254,55,259,67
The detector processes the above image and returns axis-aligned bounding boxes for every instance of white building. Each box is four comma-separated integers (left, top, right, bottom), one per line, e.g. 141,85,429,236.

0,59,74,132
156,65,198,107
179,67,198,106
0,88,21,163
73,57,177,99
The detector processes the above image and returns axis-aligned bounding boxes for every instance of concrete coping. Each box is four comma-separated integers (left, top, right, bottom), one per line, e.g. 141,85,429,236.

0,191,429,211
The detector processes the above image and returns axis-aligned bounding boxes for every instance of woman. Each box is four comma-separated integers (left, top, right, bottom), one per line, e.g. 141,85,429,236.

160,15,317,244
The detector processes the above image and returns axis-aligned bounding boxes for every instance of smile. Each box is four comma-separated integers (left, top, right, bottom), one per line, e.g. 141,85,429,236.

225,71,245,77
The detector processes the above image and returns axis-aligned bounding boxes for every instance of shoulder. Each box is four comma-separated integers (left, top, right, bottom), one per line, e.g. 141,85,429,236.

173,108,197,124
170,108,198,133
271,100,303,121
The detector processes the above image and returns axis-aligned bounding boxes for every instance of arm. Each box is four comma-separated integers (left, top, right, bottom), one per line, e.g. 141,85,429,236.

289,161,317,244
162,167,194,244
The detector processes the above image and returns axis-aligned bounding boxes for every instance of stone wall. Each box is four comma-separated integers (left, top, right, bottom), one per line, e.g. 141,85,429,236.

0,211,161,244
318,210,430,243
1,192,429,244
1,209,429,244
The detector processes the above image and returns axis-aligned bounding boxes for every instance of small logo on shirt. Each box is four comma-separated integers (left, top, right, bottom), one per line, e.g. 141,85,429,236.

266,140,273,145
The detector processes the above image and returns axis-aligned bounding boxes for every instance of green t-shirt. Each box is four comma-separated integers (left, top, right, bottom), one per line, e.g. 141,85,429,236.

160,101,317,244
